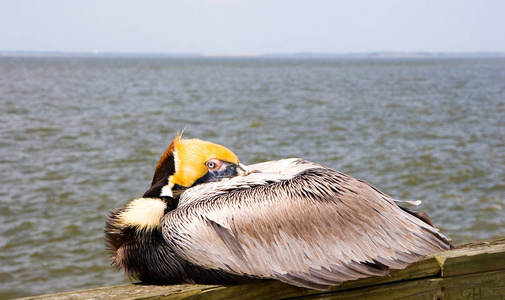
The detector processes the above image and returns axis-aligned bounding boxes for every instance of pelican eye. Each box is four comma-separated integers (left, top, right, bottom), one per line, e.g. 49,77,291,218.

205,159,223,171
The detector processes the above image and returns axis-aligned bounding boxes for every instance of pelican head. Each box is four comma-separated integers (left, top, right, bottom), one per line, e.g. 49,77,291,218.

143,135,246,199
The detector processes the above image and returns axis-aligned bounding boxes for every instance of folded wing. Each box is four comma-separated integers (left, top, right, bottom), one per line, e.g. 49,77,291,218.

163,159,452,290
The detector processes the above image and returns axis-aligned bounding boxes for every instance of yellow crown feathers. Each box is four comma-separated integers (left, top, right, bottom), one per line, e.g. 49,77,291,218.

170,136,239,188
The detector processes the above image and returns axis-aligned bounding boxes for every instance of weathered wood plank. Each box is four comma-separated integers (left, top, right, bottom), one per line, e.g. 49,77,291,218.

294,270,505,300
297,277,445,300
15,284,221,300
436,239,505,277
441,270,505,300
14,238,505,300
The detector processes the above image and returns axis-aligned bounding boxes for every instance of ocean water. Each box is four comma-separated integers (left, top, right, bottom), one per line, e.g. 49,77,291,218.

0,55,504,298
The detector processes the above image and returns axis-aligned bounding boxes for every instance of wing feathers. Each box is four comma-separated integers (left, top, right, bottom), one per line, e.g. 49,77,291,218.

374,255,409,270
347,260,390,277
164,160,452,290
205,218,248,265
308,267,344,284
274,272,332,290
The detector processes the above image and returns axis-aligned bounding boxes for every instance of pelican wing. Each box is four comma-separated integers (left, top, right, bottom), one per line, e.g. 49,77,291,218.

163,159,452,290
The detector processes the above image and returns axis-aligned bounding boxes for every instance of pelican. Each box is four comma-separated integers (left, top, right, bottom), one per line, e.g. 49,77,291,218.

105,135,452,290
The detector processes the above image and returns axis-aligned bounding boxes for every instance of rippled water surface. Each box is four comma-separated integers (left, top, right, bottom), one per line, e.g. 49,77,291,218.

1,56,504,298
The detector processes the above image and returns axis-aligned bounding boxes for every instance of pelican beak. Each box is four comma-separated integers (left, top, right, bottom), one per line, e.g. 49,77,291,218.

237,163,251,176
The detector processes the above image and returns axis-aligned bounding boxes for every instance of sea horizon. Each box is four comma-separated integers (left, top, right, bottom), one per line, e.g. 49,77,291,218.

1,50,505,59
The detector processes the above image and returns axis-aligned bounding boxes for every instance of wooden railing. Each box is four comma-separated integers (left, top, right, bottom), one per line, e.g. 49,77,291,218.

17,238,505,300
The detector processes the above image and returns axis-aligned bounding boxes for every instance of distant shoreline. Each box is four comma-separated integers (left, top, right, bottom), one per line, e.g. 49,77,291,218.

1,51,504,59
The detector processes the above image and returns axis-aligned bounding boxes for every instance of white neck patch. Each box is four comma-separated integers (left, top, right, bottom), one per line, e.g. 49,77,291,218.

119,198,167,230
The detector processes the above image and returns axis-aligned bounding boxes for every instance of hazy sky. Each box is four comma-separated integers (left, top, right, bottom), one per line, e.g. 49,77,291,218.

2,0,504,54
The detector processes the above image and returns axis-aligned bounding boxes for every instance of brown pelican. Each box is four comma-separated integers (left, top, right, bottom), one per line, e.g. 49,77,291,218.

105,135,452,290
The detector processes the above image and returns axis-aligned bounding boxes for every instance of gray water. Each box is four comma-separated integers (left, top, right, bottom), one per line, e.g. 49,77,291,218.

1,55,504,298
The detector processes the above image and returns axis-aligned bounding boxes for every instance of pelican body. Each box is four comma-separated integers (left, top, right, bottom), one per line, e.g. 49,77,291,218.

105,135,452,290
